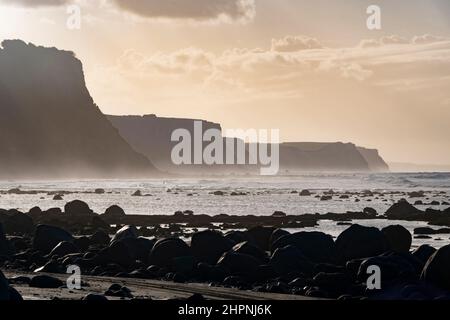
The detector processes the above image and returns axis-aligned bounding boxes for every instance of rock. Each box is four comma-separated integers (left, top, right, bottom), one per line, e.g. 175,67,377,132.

271,231,336,263
0,271,23,301
82,293,108,301
53,194,63,201
412,245,436,264
3,211,35,235
382,225,412,253
269,245,314,276
299,190,312,196
74,236,91,251
385,199,422,219
421,245,450,290
49,241,79,257
414,227,450,235
132,190,142,197
33,225,74,254
94,188,105,194
111,225,138,243
103,205,126,218
0,223,14,257
29,207,42,215
105,284,133,298
148,238,191,269
90,230,111,246
320,196,332,201
363,207,377,217
64,200,94,216
335,224,389,263
102,240,136,267
217,252,260,278
191,230,234,264
414,200,424,205
232,241,267,263
408,191,425,198
269,229,290,251
225,231,250,245
29,275,64,288
247,226,276,251
213,191,225,196
116,237,155,263
34,260,65,273
272,211,286,217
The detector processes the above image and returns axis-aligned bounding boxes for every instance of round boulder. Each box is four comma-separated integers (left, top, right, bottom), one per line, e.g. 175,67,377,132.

111,225,138,244
49,241,79,257
191,230,234,264
33,225,74,254
103,205,126,218
421,245,450,290
148,238,191,269
64,200,94,216
382,225,412,253
247,226,276,251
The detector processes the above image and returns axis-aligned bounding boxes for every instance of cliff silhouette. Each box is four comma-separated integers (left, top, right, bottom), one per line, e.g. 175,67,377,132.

0,40,155,179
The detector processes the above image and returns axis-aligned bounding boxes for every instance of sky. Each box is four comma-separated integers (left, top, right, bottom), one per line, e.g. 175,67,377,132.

0,0,449,166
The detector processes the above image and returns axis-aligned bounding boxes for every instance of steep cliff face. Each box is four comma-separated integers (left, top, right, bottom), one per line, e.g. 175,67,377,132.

0,40,154,178
357,147,390,172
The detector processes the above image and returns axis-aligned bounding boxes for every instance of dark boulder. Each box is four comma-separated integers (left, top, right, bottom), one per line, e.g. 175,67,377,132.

33,225,74,254
102,240,136,267
111,225,138,244
382,225,412,253
421,245,450,290
299,190,311,196
385,200,422,219
271,231,336,263
225,231,250,244
29,207,42,215
116,237,155,263
269,229,289,250
49,241,79,257
29,275,64,288
191,230,234,264
3,211,35,235
335,224,389,264
217,252,260,278
0,223,14,257
232,241,267,263
269,245,314,276
90,230,111,246
148,238,191,269
363,207,377,217
412,245,436,264
64,200,94,216
103,205,126,218
82,294,108,301
1,270,23,301
247,226,276,251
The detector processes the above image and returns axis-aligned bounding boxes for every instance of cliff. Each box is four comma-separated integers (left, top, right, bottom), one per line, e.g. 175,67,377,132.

0,40,155,179
357,147,390,172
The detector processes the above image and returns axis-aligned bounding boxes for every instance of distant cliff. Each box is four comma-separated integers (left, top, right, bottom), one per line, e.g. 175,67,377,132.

109,115,389,174
0,40,155,178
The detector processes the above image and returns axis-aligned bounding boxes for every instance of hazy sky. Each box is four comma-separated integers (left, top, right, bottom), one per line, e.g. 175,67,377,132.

0,0,450,165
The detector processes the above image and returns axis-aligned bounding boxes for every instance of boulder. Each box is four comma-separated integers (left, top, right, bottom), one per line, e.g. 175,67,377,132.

217,252,260,278
225,231,250,245
48,241,79,257
82,294,108,301
299,190,311,196
103,205,126,218
335,224,389,264
148,238,191,269
29,275,64,289
412,245,436,264
116,237,155,263
0,223,14,257
421,245,450,290
99,240,135,267
191,230,234,264
29,207,42,215
0,270,23,301
382,225,412,253
363,207,377,217
33,225,74,254
90,230,111,246
111,225,138,244
3,211,35,235
64,200,94,216
269,229,290,251
232,241,267,263
269,245,314,276
385,200,422,219
271,231,336,263
247,226,276,251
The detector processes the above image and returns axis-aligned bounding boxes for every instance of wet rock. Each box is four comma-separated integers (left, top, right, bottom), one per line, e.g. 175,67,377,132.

382,225,412,253
232,241,267,263
103,205,126,218
102,240,135,267
34,260,65,273
94,188,105,194
412,245,436,264
270,245,314,276
385,200,422,219
29,207,42,215
271,231,336,263
33,225,74,254
217,252,260,278
247,226,276,251
335,224,389,264
414,227,450,235
225,231,250,245
90,230,111,246
421,245,450,290
191,230,234,264
212,191,225,196
3,211,35,235
148,238,191,269
299,190,312,196
111,225,138,243
269,229,290,251
320,196,332,201
49,241,79,257
29,275,64,288
132,190,142,197
0,223,14,257
74,236,91,251
0,271,23,301
272,211,286,217
64,200,94,216
105,284,133,298
363,207,377,217
53,194,63,201
408,191,425,198
82,293,108,301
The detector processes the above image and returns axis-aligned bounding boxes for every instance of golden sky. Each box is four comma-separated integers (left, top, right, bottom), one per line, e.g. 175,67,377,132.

1,0,450,165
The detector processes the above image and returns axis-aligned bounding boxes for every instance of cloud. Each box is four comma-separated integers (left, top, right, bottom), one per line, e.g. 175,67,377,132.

0,0,71,7
110,0,256,23
271,36,323,52
359,34,446,48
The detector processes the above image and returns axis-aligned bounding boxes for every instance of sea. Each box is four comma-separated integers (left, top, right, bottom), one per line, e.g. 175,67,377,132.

1,172,450,248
